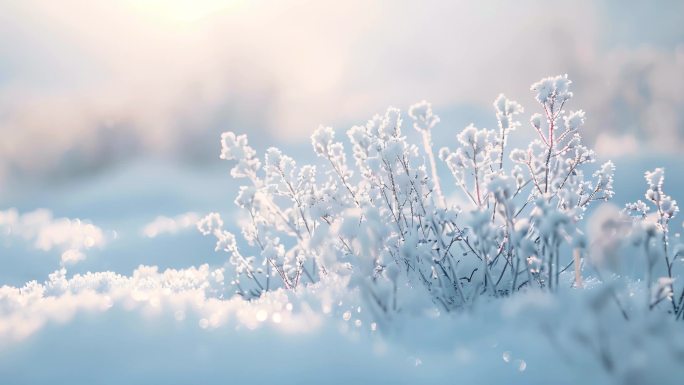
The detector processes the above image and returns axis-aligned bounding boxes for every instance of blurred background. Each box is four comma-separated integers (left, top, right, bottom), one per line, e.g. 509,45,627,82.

1,0,683,283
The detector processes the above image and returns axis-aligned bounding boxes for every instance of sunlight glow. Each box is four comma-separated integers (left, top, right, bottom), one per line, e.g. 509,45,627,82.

127,0,246,23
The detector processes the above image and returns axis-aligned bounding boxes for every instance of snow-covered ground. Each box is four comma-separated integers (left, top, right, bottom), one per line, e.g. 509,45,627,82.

1,262,682,384
1,148,683,384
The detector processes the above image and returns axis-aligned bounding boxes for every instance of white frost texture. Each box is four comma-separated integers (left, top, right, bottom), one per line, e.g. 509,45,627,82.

141,212,201,238
0,208,107,265
1,76,683,385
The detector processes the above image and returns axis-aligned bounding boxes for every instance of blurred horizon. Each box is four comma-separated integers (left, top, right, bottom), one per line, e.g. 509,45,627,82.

1,0,683,191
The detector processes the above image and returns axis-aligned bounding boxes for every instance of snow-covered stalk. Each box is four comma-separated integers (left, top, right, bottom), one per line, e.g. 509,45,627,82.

625,168,680,316
409,101,445,208
573,248,583,288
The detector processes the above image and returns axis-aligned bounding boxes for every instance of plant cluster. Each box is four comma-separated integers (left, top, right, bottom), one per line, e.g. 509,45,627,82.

200,75,681,322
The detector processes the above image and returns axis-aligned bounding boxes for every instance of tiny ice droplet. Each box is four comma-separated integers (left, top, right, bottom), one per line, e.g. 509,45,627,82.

199,318,209,329
272,312,282,324
256,309,268,322
354,319,362,327
286,303,293,311
502,351,512,363
517,359,527,372
356,306,362,313
342,311,352,321
370,322,377,331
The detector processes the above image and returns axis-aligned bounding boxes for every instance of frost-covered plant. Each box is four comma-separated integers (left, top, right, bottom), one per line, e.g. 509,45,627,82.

622,169,682,318
201,75,620,314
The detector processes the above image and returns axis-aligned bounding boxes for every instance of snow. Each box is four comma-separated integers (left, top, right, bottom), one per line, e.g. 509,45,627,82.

141,212,200,239
1,274,682,384
1,76,684,385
